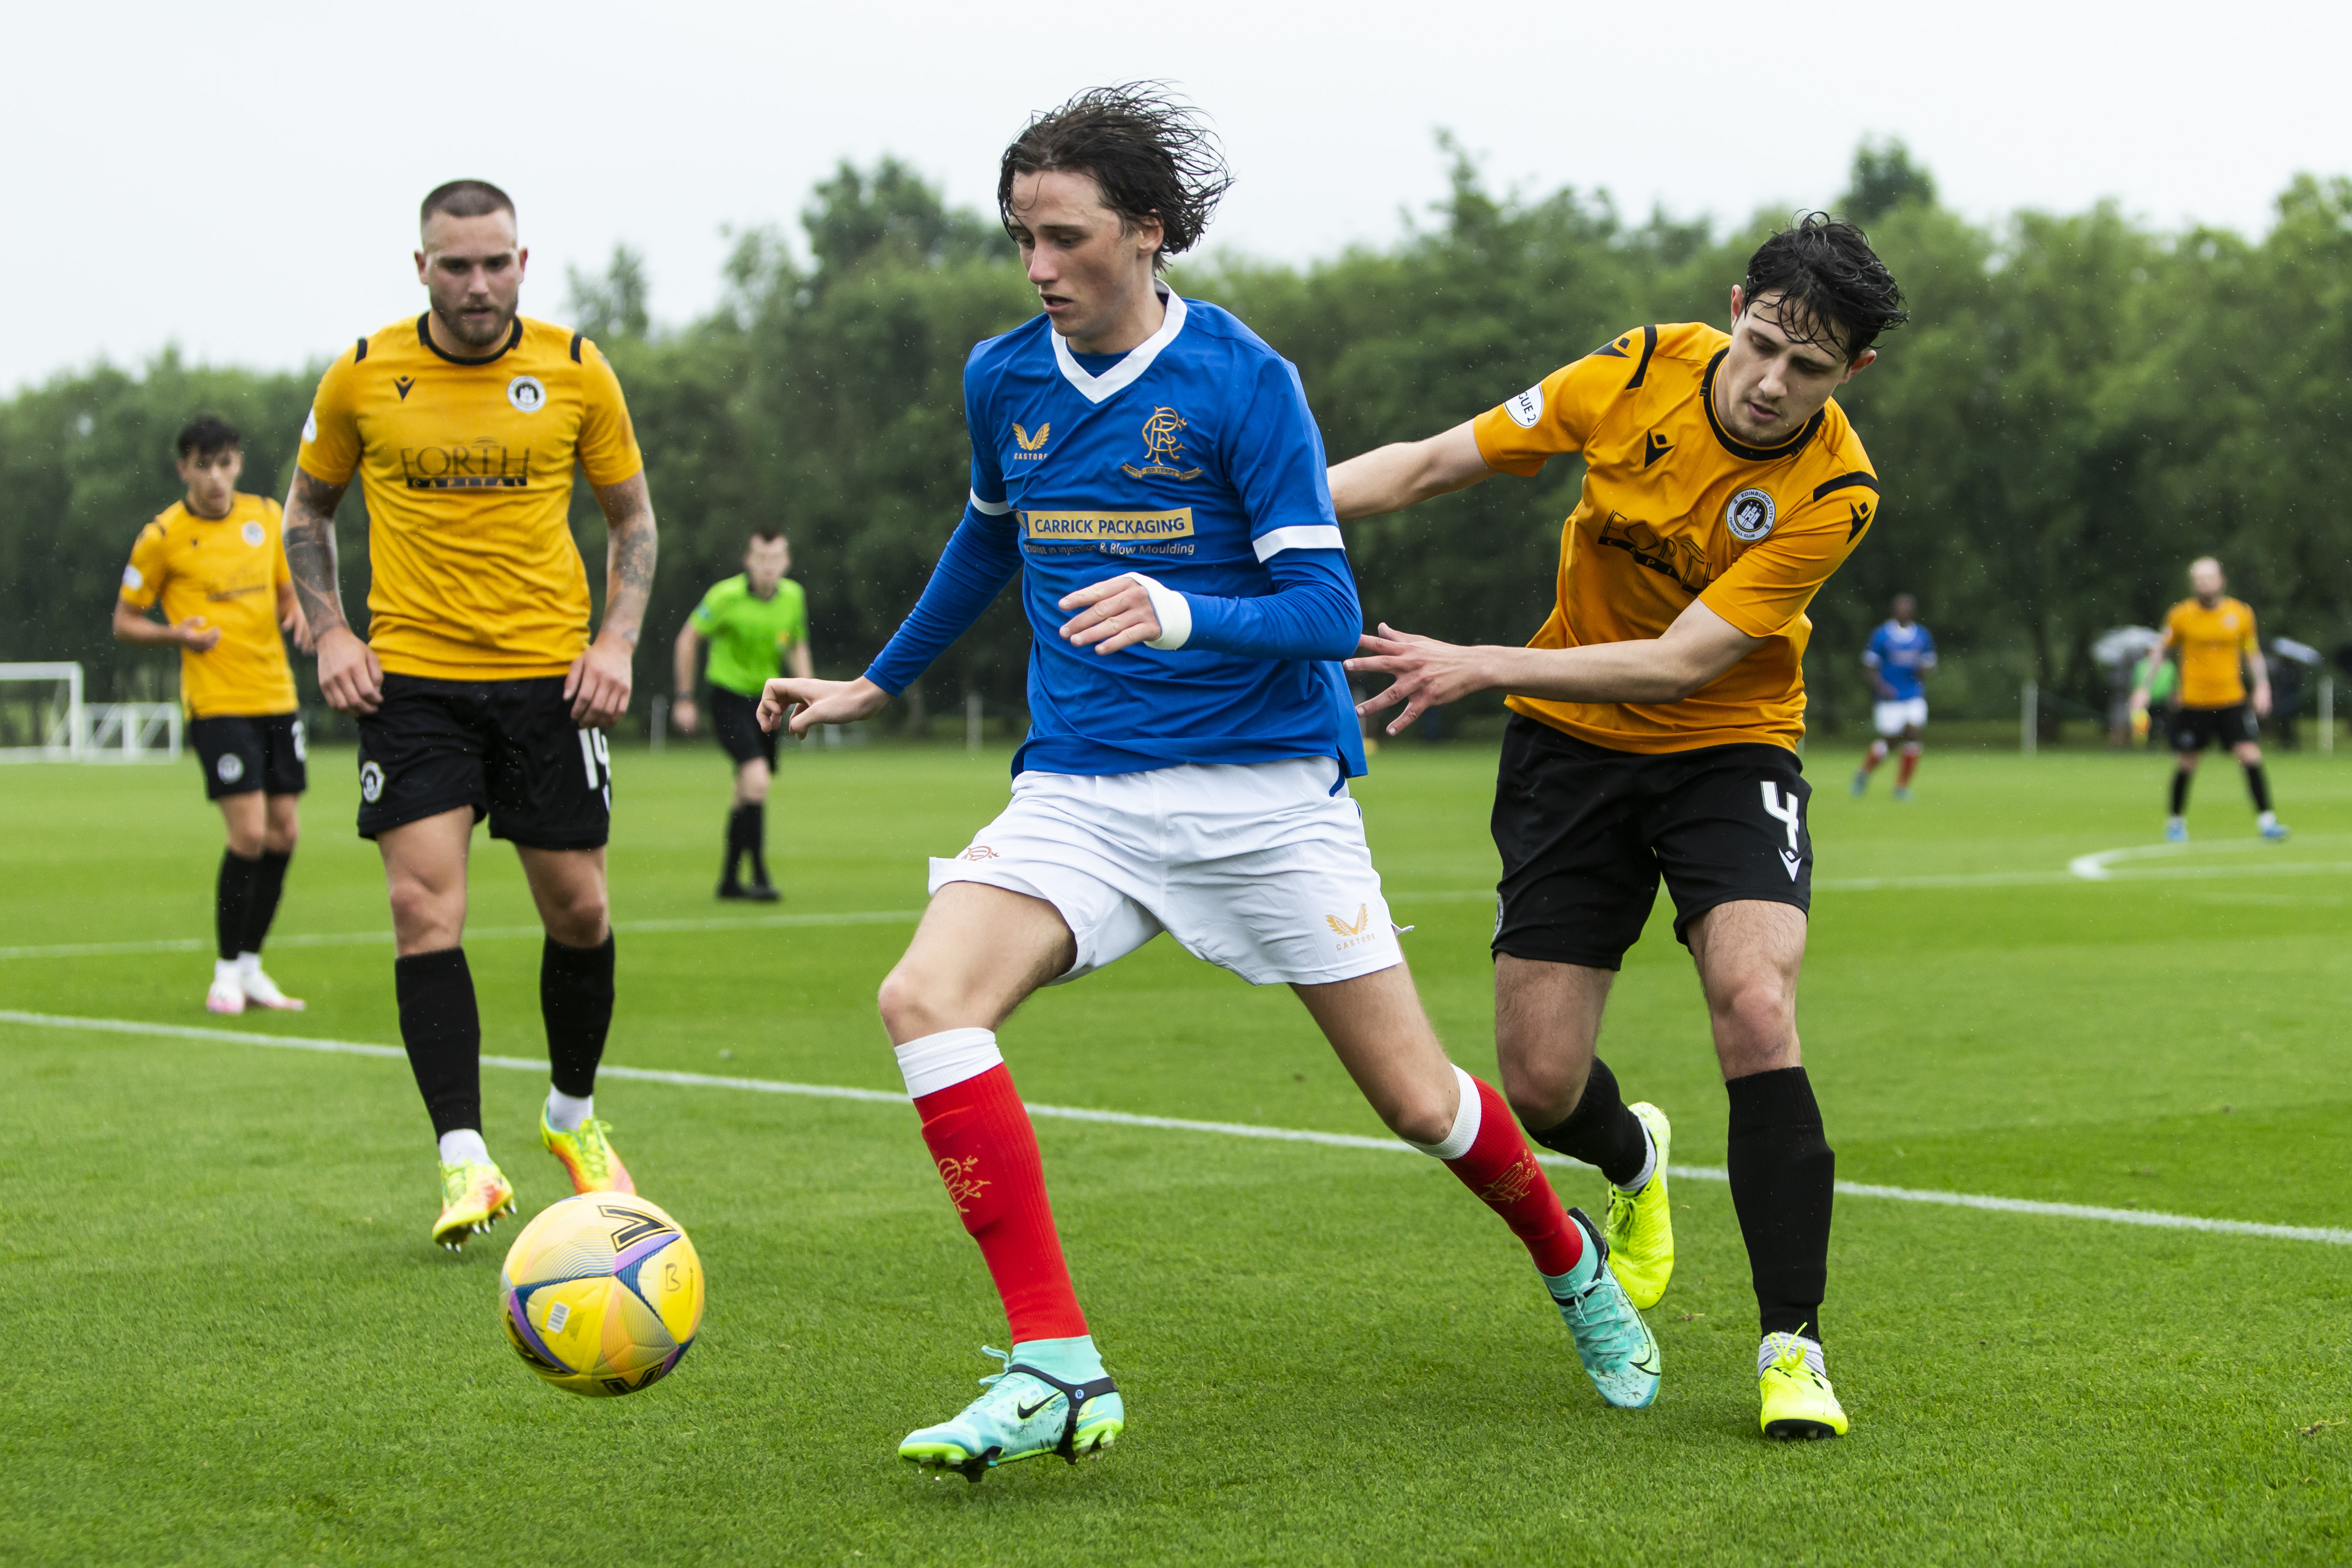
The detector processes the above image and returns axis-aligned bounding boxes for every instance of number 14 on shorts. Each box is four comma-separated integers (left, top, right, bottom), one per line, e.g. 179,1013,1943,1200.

578,729,612,810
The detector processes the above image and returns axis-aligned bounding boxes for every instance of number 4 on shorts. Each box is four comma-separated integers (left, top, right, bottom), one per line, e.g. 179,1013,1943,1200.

1760,782,1802,881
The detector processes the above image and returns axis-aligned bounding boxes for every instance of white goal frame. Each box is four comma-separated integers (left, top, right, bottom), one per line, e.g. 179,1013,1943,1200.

0,663,182,763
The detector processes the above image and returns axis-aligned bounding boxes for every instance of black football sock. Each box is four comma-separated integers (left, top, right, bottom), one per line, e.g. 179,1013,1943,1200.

1726,1066,1834,1343
1523,1057,1651,1188
2243,763,2273,813
744,801,770,885
721,806,749,887
2169,770,2192,816
214,850,261,961
395,947,482,1138
240,848,292,955
542,933,617,1099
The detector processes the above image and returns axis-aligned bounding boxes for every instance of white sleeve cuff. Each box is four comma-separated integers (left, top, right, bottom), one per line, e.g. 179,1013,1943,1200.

1121,571,1193,651
1252,524,1345,560
968,490,1012,516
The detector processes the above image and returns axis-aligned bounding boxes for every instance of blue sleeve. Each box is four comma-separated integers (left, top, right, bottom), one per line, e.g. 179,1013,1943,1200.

1862,628,1884,667
863,504,1021,695
1178,549,1359,661
1920,628,1937,660
1161,349,1355,661
966,348,1009,510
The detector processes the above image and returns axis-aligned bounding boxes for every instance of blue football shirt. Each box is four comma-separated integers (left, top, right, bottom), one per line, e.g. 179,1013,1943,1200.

1864,620,1936,700
865,290,1366,779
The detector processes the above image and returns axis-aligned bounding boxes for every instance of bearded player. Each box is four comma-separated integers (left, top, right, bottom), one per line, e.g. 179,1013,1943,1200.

761,85,1658,1481
284,179,659,1249
113,414,312,1015
1331,215,1907,1440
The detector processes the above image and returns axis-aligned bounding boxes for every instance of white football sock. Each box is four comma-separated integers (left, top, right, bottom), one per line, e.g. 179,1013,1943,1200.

2258,810,2278,829
893,1028,1003,1098
438,1129,491,1166
236,952,262,977
1402,1066,1481,1160
545,1089,594,1131
1759,1332,1826,1378
1617,1121,1658,1195
212,958,240,987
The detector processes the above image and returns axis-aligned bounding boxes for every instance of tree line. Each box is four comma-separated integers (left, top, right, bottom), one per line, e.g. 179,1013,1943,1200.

6,142,2348,739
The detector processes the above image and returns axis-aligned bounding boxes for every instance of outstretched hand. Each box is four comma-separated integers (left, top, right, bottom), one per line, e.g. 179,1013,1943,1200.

758,674,889,738
1344,623,1499,737
1056,576,1163,655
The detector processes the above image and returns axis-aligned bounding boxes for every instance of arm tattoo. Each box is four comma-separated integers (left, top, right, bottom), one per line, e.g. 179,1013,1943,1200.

595,474,658,645
282,470,351,636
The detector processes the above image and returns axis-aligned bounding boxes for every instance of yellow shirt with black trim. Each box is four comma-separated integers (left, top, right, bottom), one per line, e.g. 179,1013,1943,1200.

295,314,644,681
1471,321,1880,754
2163,596,2257,708
119,493,297,718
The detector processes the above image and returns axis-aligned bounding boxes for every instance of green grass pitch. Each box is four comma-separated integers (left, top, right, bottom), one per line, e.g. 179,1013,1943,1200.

4,737,2350,1565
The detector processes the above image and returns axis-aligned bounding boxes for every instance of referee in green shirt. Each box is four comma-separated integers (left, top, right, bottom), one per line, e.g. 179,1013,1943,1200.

672,529,812,900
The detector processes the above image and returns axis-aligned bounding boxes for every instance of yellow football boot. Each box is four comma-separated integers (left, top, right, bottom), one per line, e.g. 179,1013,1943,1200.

541,1112,635,1196
432,1158,516,1250
1604,1102,1674,1310
1758,1331,1848,1440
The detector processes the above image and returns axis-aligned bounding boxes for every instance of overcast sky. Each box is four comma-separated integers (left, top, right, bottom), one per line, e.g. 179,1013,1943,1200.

10,0,2346,392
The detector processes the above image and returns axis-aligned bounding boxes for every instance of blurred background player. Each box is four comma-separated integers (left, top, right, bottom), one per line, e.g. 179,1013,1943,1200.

763,85,1660,1480
670,528,812,900
2131,556,2285,843
1331,214,1907,1441
113,415,311,1015
1851,593,1934,799
283,179,660,1249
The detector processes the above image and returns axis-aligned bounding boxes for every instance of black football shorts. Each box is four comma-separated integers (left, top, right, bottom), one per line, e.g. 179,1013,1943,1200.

1490,714,1812,971
189,712,308,800
355,674,610,850
2168,703,2259,752
708,685,780,769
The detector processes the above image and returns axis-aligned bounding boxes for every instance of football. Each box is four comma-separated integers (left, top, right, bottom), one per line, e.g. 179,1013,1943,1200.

499,1192,705,1397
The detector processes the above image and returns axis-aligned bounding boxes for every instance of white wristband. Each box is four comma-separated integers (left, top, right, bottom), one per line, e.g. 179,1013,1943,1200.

1121,571,1193,651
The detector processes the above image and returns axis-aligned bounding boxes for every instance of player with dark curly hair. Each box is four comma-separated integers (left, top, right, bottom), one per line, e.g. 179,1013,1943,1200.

763,83,1662,1479
1331,213,1909,1441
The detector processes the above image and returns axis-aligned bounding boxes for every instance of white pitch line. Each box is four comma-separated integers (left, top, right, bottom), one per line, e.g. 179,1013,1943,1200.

6,1008,2347,1250
0,909,927,961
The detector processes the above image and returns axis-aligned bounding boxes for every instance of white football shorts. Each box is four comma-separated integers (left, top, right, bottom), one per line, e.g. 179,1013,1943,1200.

928,756,1404,987
1873,697,1928,737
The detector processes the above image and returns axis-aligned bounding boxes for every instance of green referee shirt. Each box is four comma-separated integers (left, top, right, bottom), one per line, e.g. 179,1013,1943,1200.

691,574,808,697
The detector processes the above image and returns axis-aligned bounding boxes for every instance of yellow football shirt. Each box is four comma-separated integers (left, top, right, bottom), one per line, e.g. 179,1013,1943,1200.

2162,597,2257,708
295,314,644,681
119,494,297,719
1471,322,1880,754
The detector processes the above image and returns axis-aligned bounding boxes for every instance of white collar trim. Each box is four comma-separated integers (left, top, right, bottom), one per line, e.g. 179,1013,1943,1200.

1050,286,1187,405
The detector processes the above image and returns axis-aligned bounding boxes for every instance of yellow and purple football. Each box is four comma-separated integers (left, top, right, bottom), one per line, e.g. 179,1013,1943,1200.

499,1192,704,1397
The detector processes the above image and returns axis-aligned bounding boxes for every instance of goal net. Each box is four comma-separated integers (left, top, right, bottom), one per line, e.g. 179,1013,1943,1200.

0,663,182,763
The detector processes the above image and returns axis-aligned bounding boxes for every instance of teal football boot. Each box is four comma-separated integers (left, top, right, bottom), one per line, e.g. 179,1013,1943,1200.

898,1346,1124,1481
1550,1207,1661,1409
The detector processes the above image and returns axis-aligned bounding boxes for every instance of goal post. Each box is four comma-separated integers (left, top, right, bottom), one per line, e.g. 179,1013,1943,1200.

0,663,183,764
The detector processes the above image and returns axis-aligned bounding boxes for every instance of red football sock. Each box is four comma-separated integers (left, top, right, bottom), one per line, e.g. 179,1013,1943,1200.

1897,743,1921,787
914,1062,1087,1342
1439,1075,1584,1277
1861,739,1889,773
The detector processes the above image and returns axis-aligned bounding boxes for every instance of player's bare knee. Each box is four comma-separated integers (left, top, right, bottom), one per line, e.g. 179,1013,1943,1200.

877,963,962,1041
1499,1053,1583,1129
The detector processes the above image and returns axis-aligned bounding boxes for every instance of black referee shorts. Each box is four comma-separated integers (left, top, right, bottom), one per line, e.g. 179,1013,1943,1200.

1490,714,1812,971
709,685,780,769
355,674,610,850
